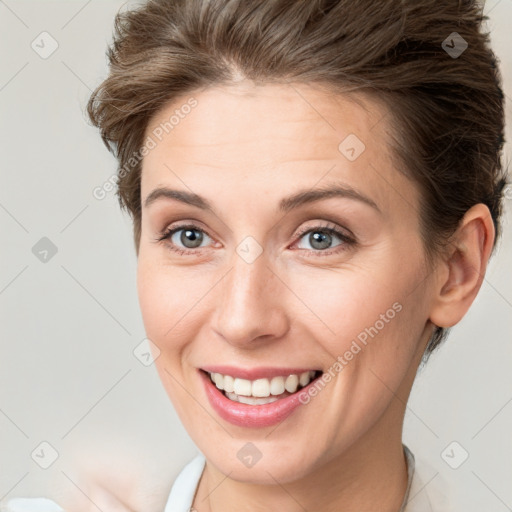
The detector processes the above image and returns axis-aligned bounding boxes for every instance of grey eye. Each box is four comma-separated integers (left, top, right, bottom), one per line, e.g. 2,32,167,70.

172,228,207,249
308,231,332,250
297,229,344,251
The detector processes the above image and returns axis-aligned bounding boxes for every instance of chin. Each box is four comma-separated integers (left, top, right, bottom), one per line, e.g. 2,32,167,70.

199,438,323,485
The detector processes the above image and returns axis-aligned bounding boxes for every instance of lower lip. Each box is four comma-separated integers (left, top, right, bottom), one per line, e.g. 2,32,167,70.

199,370,318,428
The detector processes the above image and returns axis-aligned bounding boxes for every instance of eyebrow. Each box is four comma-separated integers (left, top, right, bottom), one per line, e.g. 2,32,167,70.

279,183,381,214
143,182,381,214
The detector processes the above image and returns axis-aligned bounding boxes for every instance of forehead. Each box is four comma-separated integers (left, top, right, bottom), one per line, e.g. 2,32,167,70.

145,81,388,155
141,81,418,219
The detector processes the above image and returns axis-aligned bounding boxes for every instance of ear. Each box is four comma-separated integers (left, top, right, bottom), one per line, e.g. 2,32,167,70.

429,203,496,328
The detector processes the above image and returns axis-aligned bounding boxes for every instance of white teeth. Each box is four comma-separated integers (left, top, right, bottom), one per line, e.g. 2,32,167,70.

269,376,285,395
213,373,223,389
252,378,270,397
233,378,252,396
225,391,279,405
284,374,299,393
208,370,319,399
223,374,234,393
299,371,311,387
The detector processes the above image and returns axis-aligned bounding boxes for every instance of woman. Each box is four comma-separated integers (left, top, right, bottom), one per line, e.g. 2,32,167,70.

4,0,507,510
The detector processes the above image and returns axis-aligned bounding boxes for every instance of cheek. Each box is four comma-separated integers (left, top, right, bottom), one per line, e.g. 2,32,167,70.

288,255,427,368
136,259,188,351
137,260,201,416
136,257,219,361
137,256,191,332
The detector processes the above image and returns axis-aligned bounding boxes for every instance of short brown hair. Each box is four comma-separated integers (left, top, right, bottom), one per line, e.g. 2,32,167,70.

87,0,508,358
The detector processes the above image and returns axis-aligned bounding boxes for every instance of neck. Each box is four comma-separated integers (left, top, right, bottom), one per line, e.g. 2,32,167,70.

193,409,410,512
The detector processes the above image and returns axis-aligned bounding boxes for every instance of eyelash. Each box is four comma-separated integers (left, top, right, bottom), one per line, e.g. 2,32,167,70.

155,223,356,256
154,222,356,257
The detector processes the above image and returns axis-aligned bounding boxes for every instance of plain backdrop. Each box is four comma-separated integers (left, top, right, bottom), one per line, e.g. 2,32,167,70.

1,0,511,510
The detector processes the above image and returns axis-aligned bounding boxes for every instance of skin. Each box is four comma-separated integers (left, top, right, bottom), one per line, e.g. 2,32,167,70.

134,81,495,512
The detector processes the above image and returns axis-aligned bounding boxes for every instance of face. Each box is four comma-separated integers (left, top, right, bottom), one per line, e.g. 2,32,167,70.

137,81,435,484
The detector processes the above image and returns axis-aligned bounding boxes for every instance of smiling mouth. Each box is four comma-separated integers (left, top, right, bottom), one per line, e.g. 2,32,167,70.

201,369,323,405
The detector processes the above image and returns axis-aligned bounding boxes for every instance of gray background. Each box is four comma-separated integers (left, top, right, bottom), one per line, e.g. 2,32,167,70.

0,0,511,510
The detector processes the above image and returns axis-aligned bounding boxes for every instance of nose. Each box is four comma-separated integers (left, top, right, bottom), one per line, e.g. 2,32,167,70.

211,246,289,348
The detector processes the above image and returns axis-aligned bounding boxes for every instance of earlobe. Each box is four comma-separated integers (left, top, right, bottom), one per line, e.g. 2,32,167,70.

429,203,495,328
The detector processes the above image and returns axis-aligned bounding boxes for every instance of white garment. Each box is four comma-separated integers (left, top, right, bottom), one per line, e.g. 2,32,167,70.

401,445,452,512
0,498,64,512
1,445,452,512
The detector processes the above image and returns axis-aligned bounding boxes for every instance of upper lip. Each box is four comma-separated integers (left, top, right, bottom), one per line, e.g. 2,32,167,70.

200,365,322,380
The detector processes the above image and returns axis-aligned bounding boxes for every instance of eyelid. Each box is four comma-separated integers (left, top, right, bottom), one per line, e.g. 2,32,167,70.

293,221,354,242
156,220,356,256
